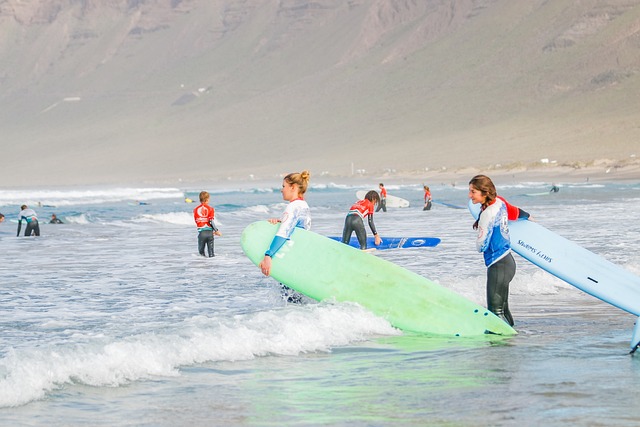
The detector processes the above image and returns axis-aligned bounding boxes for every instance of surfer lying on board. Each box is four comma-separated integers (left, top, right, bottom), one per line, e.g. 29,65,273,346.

469,175,531,326
342,190,382,250
259,170,311,278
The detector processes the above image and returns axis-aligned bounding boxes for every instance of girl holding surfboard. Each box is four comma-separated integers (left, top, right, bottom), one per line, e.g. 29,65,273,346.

468,175,530,326
259,170,311,277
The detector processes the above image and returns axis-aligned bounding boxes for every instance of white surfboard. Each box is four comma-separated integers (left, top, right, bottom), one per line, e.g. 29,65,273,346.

469,200,640,350
356,190,410,208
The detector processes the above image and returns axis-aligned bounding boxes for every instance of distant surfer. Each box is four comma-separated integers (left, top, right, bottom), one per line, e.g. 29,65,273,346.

193,191,222,257
376,183,387,212
550,184,560,193
469,175,531,326
0,213,4,223
342,190,382,250
16,205,40,237
50,214,63,224
423,185,432,211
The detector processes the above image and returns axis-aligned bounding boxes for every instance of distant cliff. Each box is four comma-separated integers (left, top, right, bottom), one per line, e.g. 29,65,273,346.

1,0,639,186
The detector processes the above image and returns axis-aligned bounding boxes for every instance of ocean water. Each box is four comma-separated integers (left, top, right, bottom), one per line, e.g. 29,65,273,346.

0,180,639,426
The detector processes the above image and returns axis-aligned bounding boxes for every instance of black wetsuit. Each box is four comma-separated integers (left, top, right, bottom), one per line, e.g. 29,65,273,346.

486,252,516,326
376,189,387,212
198,226,217,257
342,200,378,250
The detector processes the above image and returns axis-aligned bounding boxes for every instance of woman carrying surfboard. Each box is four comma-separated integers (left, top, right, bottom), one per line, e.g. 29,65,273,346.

259,170,311,277
342,190,382,250
468,175,530,326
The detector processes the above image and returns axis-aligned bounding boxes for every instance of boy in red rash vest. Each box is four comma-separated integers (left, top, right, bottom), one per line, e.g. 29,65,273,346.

193,191,222,257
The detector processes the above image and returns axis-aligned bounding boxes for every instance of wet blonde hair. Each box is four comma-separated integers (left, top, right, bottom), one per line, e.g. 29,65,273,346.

284,170,310,196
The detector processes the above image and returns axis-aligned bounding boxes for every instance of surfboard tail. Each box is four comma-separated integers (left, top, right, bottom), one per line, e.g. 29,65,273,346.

630,317,640,354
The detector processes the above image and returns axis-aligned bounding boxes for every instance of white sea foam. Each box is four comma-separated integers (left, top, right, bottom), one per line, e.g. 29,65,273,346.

0,303,397,408
138,212,194,226
62,213,91,224
0,187,183,207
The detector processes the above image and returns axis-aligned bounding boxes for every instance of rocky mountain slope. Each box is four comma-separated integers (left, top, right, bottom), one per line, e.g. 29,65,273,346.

1,0,639,186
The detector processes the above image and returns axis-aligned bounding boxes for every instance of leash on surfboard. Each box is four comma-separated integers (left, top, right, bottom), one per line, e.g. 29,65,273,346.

629,342,640,355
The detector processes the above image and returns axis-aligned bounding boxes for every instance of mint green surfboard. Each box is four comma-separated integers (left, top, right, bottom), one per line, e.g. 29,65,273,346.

241,221,516,337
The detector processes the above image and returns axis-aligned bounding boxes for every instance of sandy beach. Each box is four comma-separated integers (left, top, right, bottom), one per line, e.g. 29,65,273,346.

237,156,640,193
389,156,640,187
2,148,638,192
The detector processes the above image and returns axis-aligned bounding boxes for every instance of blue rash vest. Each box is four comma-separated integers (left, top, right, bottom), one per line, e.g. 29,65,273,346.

476,198,511,267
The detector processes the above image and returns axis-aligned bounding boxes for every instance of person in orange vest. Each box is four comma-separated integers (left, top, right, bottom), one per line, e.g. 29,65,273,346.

376,183,387,212
423,185,432,211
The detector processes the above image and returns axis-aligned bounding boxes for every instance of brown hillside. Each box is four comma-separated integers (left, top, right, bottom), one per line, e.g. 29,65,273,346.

0,0,639,187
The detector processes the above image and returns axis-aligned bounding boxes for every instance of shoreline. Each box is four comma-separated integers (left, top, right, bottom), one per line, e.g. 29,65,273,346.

388,157,640,187
1,158,638,192
301,157,640,191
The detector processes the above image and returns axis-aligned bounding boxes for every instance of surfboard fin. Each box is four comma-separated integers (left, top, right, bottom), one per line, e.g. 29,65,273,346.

629,317,640,355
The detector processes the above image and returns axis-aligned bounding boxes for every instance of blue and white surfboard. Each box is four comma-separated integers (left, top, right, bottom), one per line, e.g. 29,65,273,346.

329,236,440,250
